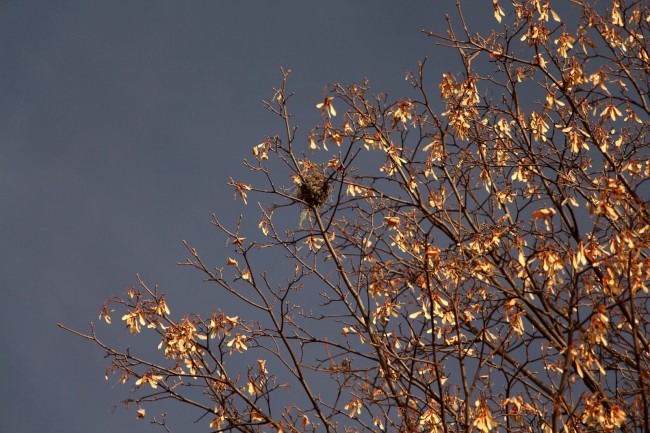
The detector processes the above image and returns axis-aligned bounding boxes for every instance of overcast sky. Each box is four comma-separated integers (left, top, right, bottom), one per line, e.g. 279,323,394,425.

0,2,500,432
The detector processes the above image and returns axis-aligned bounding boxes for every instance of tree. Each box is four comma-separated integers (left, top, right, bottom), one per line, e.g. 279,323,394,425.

60,1,650,432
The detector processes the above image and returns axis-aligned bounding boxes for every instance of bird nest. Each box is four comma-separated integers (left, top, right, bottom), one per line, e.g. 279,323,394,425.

295,168,333,208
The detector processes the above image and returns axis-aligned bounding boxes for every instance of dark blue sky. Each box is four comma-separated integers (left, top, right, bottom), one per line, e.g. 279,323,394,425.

0,2,499,432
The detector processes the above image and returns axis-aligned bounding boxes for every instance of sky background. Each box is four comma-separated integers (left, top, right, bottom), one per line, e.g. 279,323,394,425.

0,2,499,432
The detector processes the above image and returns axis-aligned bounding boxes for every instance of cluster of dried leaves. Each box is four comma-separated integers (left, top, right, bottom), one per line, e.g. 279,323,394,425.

61,1,649,432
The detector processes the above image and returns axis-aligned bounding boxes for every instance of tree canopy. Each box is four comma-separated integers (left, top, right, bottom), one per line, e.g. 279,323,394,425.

61,1,649,432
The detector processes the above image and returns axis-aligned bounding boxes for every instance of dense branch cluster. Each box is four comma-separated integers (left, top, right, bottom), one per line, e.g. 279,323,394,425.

62,1,649,433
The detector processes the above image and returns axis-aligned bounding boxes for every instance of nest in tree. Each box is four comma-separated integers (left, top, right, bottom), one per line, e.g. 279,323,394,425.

296,168,333,207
